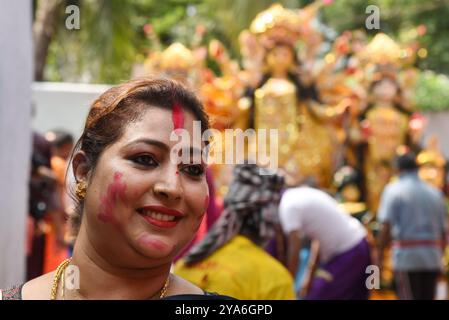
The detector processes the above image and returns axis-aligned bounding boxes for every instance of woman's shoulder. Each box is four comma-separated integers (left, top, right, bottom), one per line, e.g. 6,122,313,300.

169,273,204,295
20,271,55,300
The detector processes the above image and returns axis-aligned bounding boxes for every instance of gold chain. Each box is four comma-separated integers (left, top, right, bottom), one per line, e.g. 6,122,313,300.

159,275,170,299
50,258,170,300
50,258,71,300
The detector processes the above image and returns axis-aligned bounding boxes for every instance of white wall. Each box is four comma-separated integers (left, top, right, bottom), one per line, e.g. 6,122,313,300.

32,82,111,140
0,0,33,289
423,111,449,159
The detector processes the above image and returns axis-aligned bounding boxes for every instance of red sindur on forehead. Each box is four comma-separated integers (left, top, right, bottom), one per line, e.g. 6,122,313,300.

172,102,184,131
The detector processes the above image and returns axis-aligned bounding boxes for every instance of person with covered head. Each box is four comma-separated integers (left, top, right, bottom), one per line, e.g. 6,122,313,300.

175,163,296,300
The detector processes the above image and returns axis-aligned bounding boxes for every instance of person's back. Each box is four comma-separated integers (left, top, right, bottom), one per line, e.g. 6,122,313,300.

377,150,448,300
378,172,447,271
280,187,366,263
280,186,370,299
175,235,296,300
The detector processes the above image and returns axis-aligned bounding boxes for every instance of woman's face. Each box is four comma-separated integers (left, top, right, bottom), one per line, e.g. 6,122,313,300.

79,106,208,267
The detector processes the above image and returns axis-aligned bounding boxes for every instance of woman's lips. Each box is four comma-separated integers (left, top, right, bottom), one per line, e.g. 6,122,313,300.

140,214,180,228
137,205,185,229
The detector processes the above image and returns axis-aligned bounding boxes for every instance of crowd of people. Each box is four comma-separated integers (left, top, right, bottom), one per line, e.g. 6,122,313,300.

27,130,74,280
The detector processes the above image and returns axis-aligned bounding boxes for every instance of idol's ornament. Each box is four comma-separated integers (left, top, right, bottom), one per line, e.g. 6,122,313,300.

353,33,423,213
238,1,348,188
144,42,203,87
417,135,447,192
320,30,369,171
199,39,247,197
333,166,371,225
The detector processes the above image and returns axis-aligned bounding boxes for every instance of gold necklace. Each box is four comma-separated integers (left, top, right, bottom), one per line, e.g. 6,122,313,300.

50,258,71,300
50,258,170,300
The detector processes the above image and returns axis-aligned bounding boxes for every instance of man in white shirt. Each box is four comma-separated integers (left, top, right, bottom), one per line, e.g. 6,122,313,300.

280,186,371,299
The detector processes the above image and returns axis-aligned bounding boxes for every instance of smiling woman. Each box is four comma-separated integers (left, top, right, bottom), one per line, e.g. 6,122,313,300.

1,77,232,300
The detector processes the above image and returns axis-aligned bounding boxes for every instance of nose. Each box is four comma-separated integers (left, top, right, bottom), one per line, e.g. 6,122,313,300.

153,166,182,202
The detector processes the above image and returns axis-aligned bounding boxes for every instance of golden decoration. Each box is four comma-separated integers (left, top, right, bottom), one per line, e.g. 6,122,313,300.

50,258,72,300
159,43,195,72
361,33,401,65
417,136,447,189
75,181,87,200
51,258,170,300
250,3,301,35
249,3,304,48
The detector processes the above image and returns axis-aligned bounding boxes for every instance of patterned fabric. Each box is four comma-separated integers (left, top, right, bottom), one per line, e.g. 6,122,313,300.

1,284,23,300
183,163,284,265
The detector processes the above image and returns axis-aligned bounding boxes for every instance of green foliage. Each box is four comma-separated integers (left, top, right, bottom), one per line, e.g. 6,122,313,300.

415,71,449,112
46,0,203,83
320,0,449,75
43,0,449,86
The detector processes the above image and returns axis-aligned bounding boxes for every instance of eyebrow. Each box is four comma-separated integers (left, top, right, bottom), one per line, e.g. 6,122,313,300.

124,139,205,160
125,138,170,152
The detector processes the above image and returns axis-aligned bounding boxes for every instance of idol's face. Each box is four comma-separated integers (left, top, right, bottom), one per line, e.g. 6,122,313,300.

342,184,361,202
266,45,295,75
372,78,398,102
80,106,209,266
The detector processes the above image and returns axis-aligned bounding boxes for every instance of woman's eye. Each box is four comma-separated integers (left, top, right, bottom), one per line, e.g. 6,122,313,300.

181,165,205,177
131,154,157,167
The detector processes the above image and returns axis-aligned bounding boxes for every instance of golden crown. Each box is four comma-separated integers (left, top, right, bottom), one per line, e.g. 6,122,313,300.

361,33,402,65
249,3,304,48
159,43,195,71
250,3,301,35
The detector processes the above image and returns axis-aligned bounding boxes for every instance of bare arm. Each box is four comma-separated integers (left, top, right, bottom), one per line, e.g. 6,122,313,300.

286,231,302,277
300,240,320,296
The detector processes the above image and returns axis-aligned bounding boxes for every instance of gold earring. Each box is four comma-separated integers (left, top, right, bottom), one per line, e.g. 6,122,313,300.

75,181,87,200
